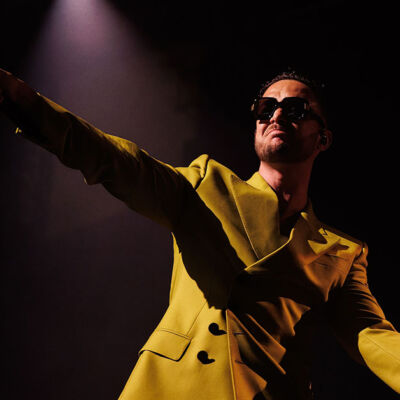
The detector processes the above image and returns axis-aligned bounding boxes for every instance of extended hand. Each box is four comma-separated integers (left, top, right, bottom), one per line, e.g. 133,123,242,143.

0,68,30,104
0,68,40,128
0,68,10,105
0,68,14,103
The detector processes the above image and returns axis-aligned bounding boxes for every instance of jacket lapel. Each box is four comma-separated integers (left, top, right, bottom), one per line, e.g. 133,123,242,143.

230,171,340,271
230,173,283,260
287,205,341,265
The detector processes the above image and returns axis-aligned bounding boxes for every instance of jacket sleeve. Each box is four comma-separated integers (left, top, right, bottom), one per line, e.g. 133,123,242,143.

6,87,208,230
327,242,400,393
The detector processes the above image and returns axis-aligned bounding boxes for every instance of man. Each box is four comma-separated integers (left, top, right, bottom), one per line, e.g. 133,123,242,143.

0,68,399,399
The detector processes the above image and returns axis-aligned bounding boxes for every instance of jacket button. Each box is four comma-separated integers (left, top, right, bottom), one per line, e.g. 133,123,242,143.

197,351,215,364
208,322,226,336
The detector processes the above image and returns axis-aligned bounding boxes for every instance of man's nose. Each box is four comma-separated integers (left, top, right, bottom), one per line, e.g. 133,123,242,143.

270,107,287,124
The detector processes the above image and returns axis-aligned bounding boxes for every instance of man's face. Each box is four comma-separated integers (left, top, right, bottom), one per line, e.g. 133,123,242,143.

254,79,327,165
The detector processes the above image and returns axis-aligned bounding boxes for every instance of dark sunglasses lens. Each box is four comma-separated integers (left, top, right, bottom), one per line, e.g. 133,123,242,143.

281,98,307,120
256,98,277,120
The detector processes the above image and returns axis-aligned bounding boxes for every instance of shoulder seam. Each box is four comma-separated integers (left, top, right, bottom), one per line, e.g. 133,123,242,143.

192,155,210,191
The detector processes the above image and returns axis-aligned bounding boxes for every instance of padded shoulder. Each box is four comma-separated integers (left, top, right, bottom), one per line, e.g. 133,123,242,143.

175,154,210,189
322,222,364,253
323,223,363,246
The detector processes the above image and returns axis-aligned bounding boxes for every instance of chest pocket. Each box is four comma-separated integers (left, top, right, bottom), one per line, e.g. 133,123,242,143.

139,328,191,361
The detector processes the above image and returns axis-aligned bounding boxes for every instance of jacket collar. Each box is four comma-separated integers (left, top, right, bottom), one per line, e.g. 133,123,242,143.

230,171,340,270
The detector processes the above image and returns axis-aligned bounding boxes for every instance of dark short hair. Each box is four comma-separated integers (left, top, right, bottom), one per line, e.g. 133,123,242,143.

256,70,328,124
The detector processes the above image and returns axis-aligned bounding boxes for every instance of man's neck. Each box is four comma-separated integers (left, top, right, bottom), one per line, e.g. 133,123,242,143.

258,161,311,222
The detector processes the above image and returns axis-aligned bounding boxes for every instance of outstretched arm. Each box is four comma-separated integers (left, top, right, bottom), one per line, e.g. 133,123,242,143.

0,68,207,230
328,242,400,393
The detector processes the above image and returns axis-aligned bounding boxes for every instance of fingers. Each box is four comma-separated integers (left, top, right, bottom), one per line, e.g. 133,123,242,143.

0,68,12,103
0,68,33,105
0,68,12,77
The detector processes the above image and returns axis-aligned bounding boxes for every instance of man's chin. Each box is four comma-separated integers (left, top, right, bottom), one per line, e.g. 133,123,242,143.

256,143,290,163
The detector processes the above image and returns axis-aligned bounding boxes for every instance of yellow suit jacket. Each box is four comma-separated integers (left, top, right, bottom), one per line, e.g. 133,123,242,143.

11,92,400,399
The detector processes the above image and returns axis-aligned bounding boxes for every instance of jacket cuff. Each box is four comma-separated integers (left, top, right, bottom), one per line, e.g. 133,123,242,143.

358,326,400,393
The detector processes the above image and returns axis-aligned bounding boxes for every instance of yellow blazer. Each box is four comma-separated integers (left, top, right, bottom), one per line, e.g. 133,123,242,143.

12,92,400,399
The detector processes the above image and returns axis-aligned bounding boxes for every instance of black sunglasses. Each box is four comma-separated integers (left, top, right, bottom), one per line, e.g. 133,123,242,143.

251,97,325,128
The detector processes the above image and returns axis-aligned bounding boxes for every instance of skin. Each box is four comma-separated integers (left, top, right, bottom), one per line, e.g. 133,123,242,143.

0,68,40,120
254,79,332,230
0,70,331,232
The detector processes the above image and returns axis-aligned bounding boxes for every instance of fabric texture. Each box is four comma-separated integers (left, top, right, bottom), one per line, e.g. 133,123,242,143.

11,90,400,399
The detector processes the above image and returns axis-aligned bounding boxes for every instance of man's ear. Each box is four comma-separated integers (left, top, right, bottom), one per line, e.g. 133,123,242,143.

319,128,332,151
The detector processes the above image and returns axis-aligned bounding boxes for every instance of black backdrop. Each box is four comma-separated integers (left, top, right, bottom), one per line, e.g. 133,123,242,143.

1,1,399,399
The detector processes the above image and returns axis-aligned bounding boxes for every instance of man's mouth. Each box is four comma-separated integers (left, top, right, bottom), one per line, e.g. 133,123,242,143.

265,124,292,137
270,129,287,135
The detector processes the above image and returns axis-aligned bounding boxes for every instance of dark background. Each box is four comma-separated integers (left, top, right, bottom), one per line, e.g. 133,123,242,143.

0,0,399,399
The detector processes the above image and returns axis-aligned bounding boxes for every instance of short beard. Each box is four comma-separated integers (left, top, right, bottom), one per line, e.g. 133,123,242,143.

254,134,315,164
254,140,290,163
